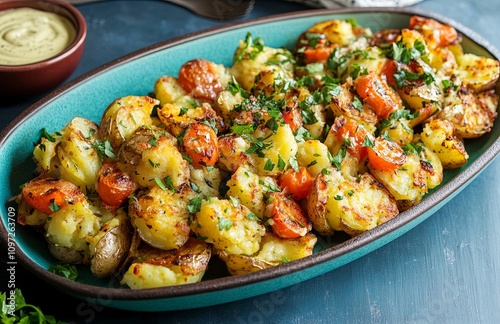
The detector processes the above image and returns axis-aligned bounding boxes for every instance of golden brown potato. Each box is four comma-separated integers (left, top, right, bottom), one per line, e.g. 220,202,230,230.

369,142,443,210
420,119,469,169
128,185,191,251
57,117,101,194
154,75,192,106
306,19,357,46
214,89,245,124
32,131,61,177
117,127,189,189
217,133,254,172
230,34,294,91
226,165,277,218
307,167,399,236
327,83,378,131
296,140,331,177
157,102,226,137
188,165,221,198
456,53,500,93
99,96,158,150
44,200,101,263
120,237,211,289
190,197,266,255
218,232,317,276
438,86,498,138
251,124,298,177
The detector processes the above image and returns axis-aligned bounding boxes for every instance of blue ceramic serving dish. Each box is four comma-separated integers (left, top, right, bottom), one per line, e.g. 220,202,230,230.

1,7,499,311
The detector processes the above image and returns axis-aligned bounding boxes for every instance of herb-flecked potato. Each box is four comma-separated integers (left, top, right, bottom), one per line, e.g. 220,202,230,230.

420,119,469,169
99,96,158,150
56,117,101,194
117,126,189,189
44,200,101,263
307,167,399,236
190,197,266,256
128,185,191,251
369,142,443,210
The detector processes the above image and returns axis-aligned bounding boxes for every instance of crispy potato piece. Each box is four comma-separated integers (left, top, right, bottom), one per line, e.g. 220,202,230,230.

157,102,226,137
296,140,331,178
190,197,266,256
117,127,189,189
251,124,298,177
438,86,498,138
369,142,443,210
128,185,191,251
217,133,254,173
32,131,61,177
307,19,357,46
121,237,211,289
57,117,101,194
456,53,500,93
327,83,378,131
45,200,100,263
230,35,294,91
307,167,399,236
226,165,271,218
154,75,200,107
188,165,221,198
421,119,469,169
218,232,317,276
214,89,245,124
99,96,158,150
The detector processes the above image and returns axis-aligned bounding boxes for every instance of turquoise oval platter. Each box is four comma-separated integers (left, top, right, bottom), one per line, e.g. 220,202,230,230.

0,7,499,312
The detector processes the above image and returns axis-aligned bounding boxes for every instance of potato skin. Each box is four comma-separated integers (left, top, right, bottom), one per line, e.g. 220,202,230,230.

438,86,498,138
88,211,132,278
99,96,158,150
217,233,317,276
117,127,189,189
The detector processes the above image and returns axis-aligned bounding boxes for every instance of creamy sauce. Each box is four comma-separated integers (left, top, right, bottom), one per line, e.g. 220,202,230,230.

0,7,77,66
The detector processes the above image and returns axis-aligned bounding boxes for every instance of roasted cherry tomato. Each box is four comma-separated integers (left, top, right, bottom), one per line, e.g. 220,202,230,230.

182,122,219,168
178,58,224,101
265,192,311,239
332,117,369,160
97,160,139,208
22,177,86,215
278,167,314,201
355,72,403,119
282,101,303,133
367,137,406,171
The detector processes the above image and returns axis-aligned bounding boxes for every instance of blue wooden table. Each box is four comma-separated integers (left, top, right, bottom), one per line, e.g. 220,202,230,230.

1,0,499,323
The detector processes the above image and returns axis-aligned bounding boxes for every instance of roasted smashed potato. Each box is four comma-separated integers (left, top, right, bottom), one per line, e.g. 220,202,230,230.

15,15,498,289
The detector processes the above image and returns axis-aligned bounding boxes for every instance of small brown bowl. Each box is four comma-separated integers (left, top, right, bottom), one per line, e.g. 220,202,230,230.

0,0,87,96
